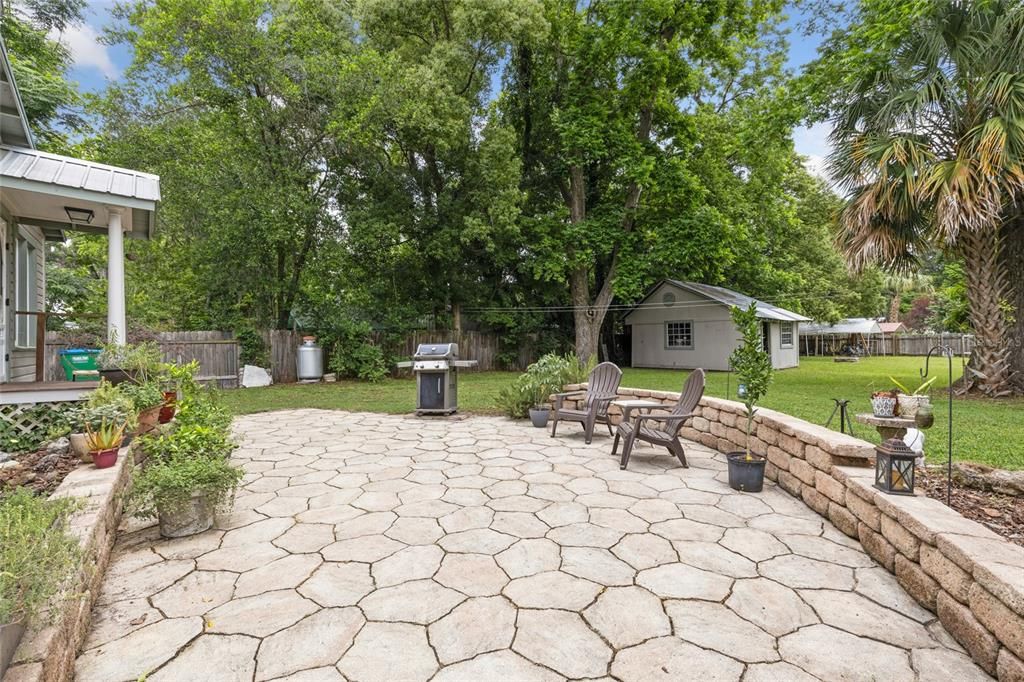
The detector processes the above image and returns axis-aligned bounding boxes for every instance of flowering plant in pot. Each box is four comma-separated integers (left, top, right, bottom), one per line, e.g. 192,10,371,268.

726,303,773,493
0,490,81,679
889,376,937,417
85,418,126,469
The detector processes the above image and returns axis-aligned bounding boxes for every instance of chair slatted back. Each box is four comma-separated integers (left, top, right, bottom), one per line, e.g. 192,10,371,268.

670,368,705,420
586,362,622,405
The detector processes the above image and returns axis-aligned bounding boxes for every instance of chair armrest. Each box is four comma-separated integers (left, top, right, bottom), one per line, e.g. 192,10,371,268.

552,391,585,410
633,411,695,434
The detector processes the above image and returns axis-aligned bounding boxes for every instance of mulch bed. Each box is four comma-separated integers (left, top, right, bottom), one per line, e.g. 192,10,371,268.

919,467,1024,547
0,444,83,497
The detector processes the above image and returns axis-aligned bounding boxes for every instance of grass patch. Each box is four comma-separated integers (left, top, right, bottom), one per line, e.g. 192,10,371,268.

221,356,1023,470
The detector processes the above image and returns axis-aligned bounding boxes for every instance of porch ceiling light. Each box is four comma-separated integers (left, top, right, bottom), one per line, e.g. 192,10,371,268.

64,206,94,224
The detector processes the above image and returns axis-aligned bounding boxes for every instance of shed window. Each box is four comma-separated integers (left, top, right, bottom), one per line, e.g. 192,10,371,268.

15,236,37,348
780,322,794,348
666,321,693,349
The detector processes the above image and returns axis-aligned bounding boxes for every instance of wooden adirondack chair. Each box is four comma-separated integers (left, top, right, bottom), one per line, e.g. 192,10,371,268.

612,368,705,470
549,362,623,445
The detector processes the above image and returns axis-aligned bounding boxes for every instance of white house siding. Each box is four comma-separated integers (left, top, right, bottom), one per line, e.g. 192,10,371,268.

3,215,46,383
626,282,801,371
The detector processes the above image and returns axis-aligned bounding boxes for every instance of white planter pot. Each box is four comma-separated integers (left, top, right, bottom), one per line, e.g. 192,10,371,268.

158,493,214,538
897,394,929,417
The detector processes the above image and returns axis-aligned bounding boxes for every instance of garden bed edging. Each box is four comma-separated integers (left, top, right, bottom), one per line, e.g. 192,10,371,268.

3,430,159,682
559,383,1024,680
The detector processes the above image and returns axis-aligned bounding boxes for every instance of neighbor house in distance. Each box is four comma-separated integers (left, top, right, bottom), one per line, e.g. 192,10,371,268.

623,280,808,371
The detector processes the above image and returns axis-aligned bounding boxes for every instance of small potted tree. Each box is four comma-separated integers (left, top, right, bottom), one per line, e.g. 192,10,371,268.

0,490,81,678
726,303,774,493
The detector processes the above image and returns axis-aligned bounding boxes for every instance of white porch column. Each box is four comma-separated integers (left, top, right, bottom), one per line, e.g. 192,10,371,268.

107,208,127,344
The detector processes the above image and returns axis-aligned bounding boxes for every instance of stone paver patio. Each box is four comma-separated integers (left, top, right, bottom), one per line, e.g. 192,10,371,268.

75,410,992,681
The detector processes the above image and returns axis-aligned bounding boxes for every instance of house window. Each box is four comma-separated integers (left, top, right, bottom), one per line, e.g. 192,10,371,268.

780,322,794,348
665,321,693,349
15,236,37,348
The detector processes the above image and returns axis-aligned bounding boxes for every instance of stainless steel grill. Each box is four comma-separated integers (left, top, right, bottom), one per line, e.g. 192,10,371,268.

397,343,477,415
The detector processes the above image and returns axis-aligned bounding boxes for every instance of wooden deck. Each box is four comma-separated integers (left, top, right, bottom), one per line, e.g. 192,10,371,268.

0,380,98,404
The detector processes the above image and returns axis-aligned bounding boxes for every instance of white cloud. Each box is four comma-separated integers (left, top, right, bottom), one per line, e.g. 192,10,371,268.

50,22,119,80
793,122,834,181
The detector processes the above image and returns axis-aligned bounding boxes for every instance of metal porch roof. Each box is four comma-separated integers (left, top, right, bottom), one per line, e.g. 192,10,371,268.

658,280,810,322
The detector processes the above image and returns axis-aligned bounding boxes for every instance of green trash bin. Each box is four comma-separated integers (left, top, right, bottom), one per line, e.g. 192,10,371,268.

59,348,101,382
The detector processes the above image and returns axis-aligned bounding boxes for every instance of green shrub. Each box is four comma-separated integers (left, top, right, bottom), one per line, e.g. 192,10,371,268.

0,404,75,453
0,489,81,625
129,453,244,520
235,326,269,367
141,424,236,462
119,381,165,412
497,352,583,418
173,391,233,432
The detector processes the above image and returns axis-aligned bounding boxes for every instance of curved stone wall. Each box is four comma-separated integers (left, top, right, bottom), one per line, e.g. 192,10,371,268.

559,383,1024,680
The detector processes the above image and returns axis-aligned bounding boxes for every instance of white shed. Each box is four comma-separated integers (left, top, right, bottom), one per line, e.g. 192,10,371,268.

623,280,809,371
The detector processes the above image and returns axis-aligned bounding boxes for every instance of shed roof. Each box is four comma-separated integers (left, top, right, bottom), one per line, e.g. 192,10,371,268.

802,318,882,335
624,280,810,322
878,321,908,334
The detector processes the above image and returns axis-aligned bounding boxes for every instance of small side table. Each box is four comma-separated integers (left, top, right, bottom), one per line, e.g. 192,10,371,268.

610,399,666,426
854,413,916,441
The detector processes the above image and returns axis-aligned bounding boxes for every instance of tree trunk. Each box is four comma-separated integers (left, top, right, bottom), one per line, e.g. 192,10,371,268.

960,227,1014,396
888,294,901,323
1000,213,1024,391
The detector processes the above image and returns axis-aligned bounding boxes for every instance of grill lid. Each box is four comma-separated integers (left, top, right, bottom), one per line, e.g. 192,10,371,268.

414,343,458,359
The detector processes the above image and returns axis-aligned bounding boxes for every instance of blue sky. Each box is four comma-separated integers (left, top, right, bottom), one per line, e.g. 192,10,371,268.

60,1,833,173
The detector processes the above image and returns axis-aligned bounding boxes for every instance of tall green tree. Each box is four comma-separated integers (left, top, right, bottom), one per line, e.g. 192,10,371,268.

505,0,784,362
0,0,85,148
815,0,1024,395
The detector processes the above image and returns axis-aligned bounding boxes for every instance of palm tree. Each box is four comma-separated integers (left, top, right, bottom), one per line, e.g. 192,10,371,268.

828,0,1024,396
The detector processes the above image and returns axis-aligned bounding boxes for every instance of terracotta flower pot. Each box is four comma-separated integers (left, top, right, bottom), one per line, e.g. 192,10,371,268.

136,406,161,435
158,391,177,424
92,447,119,469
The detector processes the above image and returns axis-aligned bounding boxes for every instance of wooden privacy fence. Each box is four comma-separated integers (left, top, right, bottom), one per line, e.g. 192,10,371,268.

801,332,974,357
868,333,975,356
44,331,241,388
261,328,526,384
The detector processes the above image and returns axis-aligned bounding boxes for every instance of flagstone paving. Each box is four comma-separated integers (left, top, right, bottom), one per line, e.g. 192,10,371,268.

76,410,991,681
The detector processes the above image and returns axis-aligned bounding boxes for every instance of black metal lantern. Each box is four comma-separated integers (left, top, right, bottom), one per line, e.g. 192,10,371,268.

875,438,917,495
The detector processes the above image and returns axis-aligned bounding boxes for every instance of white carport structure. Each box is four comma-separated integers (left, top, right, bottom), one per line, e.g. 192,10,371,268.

800,318,882,356
0,36,160,397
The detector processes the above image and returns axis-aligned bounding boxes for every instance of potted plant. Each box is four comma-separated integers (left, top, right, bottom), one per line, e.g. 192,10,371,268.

97,341,162,385
129,453,243,537
870,389,898,417
889,376,937,417
0,490,81,678
120,381,166,435
85,418,126,469
498,354,576,427
726,303,773,493
68,404,132,462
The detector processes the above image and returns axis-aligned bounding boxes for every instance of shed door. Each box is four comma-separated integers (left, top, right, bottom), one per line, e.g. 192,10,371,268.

761,321,771,354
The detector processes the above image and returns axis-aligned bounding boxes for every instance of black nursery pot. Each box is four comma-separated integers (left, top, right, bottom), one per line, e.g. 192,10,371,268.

99,368,136,385
726,452,767,493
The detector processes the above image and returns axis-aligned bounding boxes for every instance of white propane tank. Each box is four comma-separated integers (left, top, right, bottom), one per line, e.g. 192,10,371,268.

296,336,324,381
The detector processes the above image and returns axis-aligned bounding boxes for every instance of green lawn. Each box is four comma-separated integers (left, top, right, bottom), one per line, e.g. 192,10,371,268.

221,357,1024,470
